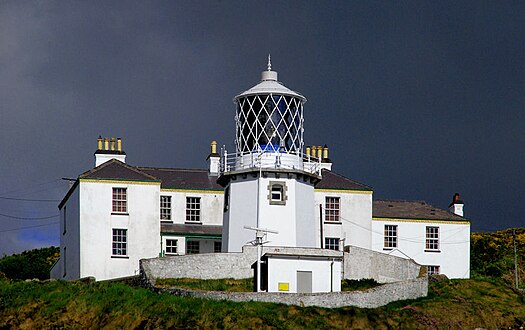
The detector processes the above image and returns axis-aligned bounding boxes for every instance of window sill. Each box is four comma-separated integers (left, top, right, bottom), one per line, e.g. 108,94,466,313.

111,212,129,216
324,221,342,225
111,255,129,259
185,221,202,225
383,248,396,251
160,220,173,223
424,250,441,253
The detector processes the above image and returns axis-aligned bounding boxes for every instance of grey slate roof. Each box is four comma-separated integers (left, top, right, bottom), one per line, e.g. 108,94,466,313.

373,199,468,222
161,223,222,237
80,159,159,182
139,167,222,190
315,169,373,191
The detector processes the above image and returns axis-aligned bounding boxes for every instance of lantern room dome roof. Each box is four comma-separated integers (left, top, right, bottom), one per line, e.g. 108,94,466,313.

235,56,306,101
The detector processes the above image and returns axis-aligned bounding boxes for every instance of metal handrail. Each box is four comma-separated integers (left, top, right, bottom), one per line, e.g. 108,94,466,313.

219,149,322,176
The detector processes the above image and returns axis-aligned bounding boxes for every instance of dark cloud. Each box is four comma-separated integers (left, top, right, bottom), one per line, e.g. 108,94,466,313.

0,1,524,255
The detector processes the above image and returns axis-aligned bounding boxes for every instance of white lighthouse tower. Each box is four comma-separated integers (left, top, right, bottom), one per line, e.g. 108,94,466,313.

219,57,322,252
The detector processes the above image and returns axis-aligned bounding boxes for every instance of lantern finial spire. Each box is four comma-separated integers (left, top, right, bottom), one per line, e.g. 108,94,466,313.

267,54,272,71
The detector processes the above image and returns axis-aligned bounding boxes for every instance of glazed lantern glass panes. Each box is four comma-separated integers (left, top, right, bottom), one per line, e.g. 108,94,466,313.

235,94,304,154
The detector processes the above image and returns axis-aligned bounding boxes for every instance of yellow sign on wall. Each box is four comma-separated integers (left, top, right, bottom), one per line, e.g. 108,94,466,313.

278,282,289,291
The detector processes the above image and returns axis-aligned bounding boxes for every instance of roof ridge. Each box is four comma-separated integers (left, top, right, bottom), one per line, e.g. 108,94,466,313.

79,159,159,181
137,166,208,172
374,199,427,203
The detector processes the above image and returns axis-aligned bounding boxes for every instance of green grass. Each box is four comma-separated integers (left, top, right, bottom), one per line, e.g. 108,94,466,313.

156,277,254,292
155,277,381,293
341,278,381,291
1,277,525,329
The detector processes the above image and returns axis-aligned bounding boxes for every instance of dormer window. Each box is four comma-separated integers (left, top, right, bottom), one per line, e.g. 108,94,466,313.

268,181,287,205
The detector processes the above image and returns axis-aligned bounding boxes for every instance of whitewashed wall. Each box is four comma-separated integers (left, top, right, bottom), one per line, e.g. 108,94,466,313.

51,187,81,280
160,189,223,225
371,219,470,279
223,173,317,252
314,190,373,249
266,257,342,293
78,180,161,280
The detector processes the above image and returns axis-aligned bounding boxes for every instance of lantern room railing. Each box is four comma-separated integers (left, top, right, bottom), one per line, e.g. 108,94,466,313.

219,147,322,176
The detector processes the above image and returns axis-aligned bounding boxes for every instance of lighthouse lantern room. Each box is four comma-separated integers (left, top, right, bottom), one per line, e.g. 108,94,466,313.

219,57,321,252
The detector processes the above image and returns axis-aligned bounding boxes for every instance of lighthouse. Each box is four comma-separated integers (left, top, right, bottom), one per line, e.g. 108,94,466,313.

219,57,322,252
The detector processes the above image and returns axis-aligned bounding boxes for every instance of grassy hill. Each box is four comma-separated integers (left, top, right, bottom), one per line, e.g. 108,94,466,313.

0,229,524,328
0,276,524,329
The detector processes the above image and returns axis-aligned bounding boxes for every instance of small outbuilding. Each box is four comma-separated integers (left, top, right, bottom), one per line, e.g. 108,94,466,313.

261,248,343,293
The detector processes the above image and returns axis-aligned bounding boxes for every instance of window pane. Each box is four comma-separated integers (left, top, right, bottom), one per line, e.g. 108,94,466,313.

325,197,340,222
425,226,439,251
112,188,127,213
384,225,397,249
186,197,201,222
166,239,177,254
325,237,340,250
186,241,200,254
160,196,171,220
112,229,127,256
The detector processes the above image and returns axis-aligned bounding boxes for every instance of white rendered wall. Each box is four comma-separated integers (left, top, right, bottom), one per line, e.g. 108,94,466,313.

94,154,126,167
295,181,317,248
371,219,470,279
162,236,221,255
51,187,81,280
223,173,317,252
223,178,258,252
159,190,223,226
78,180,161,280
266,257,342,293
314,190,373,249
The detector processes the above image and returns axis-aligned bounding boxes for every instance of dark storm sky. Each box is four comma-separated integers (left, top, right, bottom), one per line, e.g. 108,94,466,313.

0,1,524,255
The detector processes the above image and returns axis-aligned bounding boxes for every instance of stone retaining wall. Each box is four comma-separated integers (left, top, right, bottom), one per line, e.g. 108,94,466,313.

139,245,428,308
140,271,427,309
344,246,423,283
140,245,424,285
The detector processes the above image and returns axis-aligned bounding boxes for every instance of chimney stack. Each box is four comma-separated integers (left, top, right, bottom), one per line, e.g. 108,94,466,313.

94,136,127,167
448,193,464,217
320,144,332,171
207,140,220,175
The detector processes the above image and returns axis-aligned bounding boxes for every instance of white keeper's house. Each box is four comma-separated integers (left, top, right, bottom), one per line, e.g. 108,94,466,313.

50,60,470,282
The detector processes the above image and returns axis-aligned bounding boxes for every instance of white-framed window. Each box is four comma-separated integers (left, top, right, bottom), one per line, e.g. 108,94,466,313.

426,226,440,251
112,228,127,256
165,239,177,255
186,197,201,222
325,237,340,250
427,265,440,275
112,188,127,213
384,225,398,249
325,197,340,222
268,181,287,205
186,241,200,254
214,241,222,253
160,196,171,221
